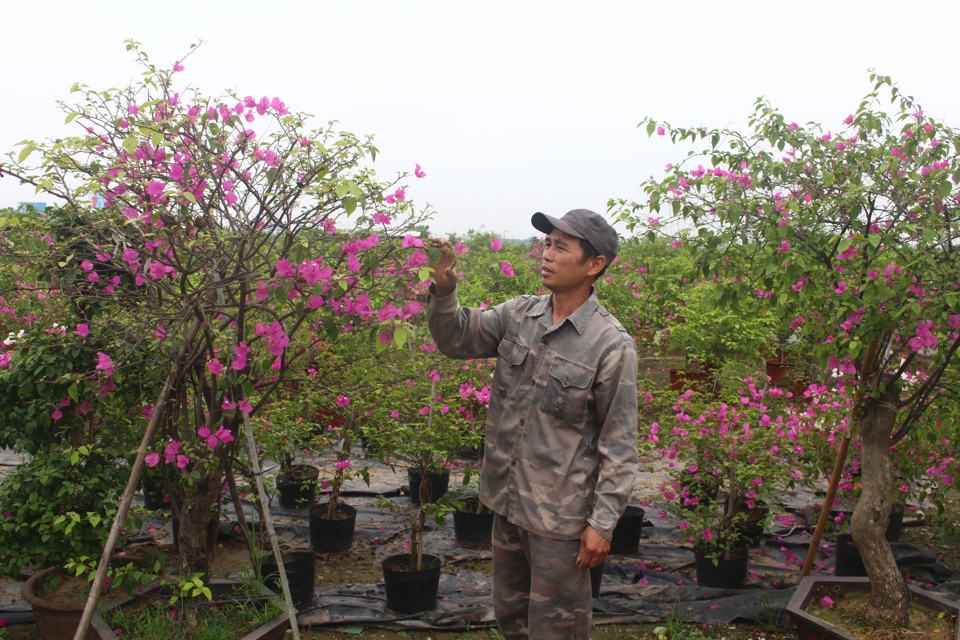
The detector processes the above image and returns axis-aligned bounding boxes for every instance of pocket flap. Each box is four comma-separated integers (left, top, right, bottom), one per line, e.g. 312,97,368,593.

498,339,529,366
548,356,593,389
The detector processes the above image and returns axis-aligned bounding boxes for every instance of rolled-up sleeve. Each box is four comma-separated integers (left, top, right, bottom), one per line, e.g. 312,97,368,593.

586,340,639,540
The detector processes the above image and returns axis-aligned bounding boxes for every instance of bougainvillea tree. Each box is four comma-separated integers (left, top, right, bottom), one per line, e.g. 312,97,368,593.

612,75,960,627
1,41,433,581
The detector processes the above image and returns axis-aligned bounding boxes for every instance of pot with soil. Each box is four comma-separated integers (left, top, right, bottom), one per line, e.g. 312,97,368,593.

452,498,494,549
408,469,450,505
21,562,136,640
610,504,646,554
381,553,442,613
308,502,357,553
275,464,319,509
693,542,750,590
260,550,316,611
92,578,291,640
786,575,960,640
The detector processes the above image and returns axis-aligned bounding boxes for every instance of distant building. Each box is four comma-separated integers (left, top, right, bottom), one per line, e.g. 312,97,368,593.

92,195,106,209
18,202,47,212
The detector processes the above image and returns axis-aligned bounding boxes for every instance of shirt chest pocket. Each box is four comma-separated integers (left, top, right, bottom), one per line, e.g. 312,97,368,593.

541,356,595,423
495,338,530,399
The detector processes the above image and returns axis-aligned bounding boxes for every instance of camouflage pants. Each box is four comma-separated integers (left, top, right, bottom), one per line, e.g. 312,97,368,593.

492,512,591,639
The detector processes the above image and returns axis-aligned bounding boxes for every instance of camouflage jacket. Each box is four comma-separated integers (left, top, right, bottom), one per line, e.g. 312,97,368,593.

427,288,638,541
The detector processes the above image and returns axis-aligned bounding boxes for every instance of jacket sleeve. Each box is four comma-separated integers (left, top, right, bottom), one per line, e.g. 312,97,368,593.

426,287,511,360
586,338,640,540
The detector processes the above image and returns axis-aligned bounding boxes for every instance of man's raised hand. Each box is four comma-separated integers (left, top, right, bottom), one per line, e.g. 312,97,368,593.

426,237,459,297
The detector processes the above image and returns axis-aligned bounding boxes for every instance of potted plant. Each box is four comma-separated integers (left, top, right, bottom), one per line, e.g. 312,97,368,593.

616,74,960,627
249,398,321,510
449,462,494,549
658,376,849,588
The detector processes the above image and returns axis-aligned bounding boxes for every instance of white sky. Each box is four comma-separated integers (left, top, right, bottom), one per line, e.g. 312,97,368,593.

3,1,959,238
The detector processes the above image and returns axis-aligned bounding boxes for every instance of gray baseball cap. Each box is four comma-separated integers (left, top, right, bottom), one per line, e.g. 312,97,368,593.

531,209,619,266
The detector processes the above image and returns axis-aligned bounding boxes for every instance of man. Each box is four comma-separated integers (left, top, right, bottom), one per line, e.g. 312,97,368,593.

426,209,639,639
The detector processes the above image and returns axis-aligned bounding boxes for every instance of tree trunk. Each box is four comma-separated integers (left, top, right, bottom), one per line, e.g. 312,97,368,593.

851,383,909,628
177,455,227,579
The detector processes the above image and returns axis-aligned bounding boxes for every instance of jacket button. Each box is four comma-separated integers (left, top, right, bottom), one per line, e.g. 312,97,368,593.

511,459,518,467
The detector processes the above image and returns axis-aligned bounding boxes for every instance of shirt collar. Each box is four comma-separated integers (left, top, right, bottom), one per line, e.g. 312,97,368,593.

526,289,599,335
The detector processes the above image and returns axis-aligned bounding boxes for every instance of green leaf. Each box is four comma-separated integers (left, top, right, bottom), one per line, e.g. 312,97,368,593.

343,197,357,215
823,171,835,186
88,513,102,528
151,131,163,149
67,383,79,403
64,112,80,125
17,144,35,164
645,121,657,137
183,191,197,204
849,340,861,358
394,327,407,348
122,136,139,154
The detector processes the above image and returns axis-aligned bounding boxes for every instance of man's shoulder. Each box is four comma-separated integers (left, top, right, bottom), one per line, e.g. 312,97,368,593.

591,304,636,350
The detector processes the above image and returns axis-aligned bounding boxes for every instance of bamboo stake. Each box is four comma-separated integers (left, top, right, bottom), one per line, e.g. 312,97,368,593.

241,410,302,640
801,339,879,578
73,368,176,640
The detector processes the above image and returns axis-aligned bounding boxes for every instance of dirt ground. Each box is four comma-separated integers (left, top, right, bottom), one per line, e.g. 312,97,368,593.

3,494,957,639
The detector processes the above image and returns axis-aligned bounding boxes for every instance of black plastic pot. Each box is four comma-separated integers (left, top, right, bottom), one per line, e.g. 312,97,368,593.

452,504,494,548
309,502,357,553
408,469,450,505
589,562,604,599
382,553,442,613
694,545,749,589
610,505,645,554
886,501,906,542
834,532,867,577
260,550,316,611
276,464,319,510
141,476,166,511
172,516,219,552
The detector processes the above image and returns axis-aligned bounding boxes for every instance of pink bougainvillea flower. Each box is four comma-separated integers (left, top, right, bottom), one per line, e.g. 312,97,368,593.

128,104,139,115
142,404,154,419
207,359,225,375
401,234,424,248
671,239,682,249
656,126,666,136
335,460,352,470
501,261,515,277
51,409,63,420
75,323,90,337
176,455,190,469
275,258,296,278
173,60,185,72
80,260,94,272
164,440,181,464
215,426,234,444
834,282,847,294
198,426,212,439
232,342,249,370
820,596,834,608
384,188,406,204
336,394,351,408
779,241,790,252
490,237,503,251
843,114,854,125
373,213,392,225
238,398,253,413
87,272,99,283
221,397,238,411
96,352,114,377
414,164,426,178
419,405,431,416
145,452,160,467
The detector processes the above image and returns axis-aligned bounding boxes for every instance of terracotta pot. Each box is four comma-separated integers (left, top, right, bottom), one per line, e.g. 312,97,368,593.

668,369,710,393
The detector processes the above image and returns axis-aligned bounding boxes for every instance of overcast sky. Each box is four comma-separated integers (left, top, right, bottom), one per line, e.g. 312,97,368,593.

4,1,959,238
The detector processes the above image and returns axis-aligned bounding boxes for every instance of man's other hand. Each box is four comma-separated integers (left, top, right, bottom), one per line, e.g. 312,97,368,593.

576,525,610,570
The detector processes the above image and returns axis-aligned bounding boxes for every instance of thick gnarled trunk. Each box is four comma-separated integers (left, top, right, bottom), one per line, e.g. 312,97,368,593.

177,455,227,579
851,383,909,628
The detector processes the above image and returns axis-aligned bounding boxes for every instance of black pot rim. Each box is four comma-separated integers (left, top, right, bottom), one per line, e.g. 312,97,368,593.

308,501,357,520
382,552,442,573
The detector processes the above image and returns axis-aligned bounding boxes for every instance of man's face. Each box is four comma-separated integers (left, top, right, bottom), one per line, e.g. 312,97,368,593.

540,229,604,293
